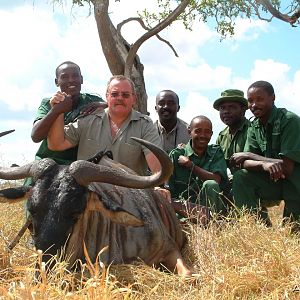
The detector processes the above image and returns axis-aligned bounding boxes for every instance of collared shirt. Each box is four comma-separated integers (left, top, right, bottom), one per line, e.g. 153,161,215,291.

242,106,300,201
155,118,190,154
244,106,300,163
168,140,228,202
216,117,250,173
35,93,104,165
64,109,162,175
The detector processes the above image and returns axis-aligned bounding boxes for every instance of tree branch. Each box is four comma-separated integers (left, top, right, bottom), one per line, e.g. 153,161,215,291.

257,0,300,25
249,0,273,21
124,0,190,77
117,17,179,57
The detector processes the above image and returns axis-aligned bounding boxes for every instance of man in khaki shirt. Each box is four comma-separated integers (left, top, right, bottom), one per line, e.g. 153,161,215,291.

48,75,162,176
155,90,189,154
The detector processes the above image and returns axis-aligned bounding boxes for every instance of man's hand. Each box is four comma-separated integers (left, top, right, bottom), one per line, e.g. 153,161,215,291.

50,92,73,114
177,143,186,149
80,102,108,116
229,152,251,168
262,161,285,182
178,155,193,168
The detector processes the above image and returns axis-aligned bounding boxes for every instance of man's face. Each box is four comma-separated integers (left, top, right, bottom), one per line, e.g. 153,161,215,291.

55,63,83,97
219,101,246,127
189,118,213,151
155,91,179,122
247,87,274,122
106,79,136,118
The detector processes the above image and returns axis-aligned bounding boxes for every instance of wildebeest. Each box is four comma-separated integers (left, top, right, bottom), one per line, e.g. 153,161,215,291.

0,137,191,277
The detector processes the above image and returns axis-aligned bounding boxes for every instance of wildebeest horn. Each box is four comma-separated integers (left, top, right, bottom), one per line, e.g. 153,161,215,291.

70,137,173,188
0,158,56,181
0,129,15,138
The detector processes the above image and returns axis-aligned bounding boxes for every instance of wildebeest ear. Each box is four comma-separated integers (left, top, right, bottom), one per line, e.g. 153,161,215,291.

0,186,31,203
87,192,144,227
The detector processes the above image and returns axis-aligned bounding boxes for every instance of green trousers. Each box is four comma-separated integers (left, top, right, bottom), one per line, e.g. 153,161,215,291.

232,169,300,222
199,180,227,215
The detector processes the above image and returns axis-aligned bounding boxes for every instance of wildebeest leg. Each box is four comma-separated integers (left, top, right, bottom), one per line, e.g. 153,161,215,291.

163,249,192,277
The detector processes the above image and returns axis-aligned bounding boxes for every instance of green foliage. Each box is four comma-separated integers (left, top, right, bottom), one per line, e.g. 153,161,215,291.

138,0,300,37
49,0,300,37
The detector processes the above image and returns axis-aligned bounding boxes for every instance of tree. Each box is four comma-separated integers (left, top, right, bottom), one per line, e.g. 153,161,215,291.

52,0,300,113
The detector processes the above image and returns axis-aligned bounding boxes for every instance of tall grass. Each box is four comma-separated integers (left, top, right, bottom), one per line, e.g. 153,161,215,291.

0,199,300,299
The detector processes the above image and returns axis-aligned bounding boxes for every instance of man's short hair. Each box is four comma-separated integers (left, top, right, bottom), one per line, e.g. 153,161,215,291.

55,61,81,78
106,75,136,95
190,115,212,128
156,90,179,105
248,80,275,96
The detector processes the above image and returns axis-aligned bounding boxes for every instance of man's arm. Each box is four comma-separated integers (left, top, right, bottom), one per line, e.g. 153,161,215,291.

32,112,63,143
178,155,221,184
47,94,76,151
79,102,108,116
31,92,73,143
242,156,294,181
229,151,284,168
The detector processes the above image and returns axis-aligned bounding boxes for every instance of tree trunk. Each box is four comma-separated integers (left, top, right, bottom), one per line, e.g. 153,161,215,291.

92,0,190,114
92,0,148,113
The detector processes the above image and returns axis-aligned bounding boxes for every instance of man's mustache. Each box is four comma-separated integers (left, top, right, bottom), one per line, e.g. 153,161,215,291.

114,101,126,106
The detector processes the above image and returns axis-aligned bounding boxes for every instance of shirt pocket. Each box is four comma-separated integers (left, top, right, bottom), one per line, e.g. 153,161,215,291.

78,138,103,160
118,142,142,170
271,133,280,153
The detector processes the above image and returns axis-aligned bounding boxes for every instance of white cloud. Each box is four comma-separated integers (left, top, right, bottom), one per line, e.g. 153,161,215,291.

232,18,268,41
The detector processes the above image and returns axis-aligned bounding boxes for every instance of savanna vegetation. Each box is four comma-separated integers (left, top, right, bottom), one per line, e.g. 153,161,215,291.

0,183,300,299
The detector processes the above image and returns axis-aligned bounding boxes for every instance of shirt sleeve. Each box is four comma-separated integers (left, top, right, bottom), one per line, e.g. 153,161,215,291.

64,118,82,146
209,147,228,184
34,98,51,123
140,117,163,156
243,125,262,154
279,113,300,163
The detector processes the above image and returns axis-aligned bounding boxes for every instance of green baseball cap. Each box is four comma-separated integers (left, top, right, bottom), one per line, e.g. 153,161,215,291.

213,89,248,110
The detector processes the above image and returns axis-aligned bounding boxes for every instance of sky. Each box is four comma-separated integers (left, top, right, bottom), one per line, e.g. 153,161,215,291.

0,0,300,166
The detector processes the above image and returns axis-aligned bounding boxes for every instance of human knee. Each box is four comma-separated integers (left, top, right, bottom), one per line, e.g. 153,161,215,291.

232,169,249,185
202,180,220,192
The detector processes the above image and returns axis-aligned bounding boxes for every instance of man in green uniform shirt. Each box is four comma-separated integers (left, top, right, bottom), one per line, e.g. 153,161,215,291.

214,89,250,175
32,61,107,165
231,81,300,232
213,89,251,208
168,115,228,220
25,61,107,224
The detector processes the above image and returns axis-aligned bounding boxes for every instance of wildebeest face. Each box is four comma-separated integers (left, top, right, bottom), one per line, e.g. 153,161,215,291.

27,164,88,259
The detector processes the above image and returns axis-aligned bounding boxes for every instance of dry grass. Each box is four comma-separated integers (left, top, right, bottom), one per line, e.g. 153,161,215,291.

0,198,300,299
